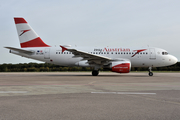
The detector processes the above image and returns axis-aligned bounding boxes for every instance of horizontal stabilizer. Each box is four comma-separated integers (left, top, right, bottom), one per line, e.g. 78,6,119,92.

4,47,34,54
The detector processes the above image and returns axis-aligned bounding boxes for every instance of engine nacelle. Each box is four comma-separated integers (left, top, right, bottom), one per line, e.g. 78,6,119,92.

104,61,131,73
75,60,91,67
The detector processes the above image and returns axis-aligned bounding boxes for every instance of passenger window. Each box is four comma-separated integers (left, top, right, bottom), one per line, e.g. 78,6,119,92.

107,52,109,54
104,52,106,54
111,52,113,54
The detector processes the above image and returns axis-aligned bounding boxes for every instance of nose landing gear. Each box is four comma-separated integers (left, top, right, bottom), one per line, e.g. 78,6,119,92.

148,67,153,76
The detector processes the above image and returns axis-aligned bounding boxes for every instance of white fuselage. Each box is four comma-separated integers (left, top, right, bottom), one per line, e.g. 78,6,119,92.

10,46,178,68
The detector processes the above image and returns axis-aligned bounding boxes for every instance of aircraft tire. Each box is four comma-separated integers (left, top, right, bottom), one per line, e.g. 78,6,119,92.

92,70,99,76
149,72,153,76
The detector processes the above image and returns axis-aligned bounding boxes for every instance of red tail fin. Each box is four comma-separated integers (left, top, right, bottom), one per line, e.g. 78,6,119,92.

14,17,50,48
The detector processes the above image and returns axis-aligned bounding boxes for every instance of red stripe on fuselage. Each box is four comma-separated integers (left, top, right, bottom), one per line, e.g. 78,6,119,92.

131,49,147,57
14,18,27,24
20,37,50,48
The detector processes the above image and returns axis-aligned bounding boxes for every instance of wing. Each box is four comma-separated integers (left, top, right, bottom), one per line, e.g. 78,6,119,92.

61,46,111,65
4,47,34,54
60,46,127,65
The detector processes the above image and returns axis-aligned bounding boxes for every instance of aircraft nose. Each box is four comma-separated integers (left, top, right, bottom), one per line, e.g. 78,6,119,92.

171,55,178,64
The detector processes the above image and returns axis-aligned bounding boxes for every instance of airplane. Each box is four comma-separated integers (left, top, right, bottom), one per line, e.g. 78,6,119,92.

5,17,178,76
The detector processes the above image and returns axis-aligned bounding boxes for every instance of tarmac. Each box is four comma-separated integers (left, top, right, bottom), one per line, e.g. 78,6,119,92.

0,72,180,120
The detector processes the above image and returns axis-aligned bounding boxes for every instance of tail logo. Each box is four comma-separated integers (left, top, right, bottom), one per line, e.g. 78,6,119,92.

19,29,30,36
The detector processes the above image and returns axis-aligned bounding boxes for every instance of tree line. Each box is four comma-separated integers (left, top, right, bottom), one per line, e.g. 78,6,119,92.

0,62,180,72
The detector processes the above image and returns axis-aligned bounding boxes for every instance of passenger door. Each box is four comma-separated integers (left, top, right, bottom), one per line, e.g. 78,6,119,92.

149,48,156,59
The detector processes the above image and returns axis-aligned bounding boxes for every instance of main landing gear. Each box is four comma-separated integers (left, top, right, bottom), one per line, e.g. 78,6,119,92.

92,70,99,76
148,67,153,76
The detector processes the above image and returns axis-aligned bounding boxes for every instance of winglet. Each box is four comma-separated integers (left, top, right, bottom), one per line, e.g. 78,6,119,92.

60,45,68,52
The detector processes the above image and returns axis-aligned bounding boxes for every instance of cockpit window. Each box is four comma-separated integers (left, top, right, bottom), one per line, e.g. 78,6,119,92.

162,52,168,55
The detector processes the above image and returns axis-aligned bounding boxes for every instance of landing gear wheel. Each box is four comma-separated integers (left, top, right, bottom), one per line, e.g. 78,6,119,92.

149,72,153,76
92,70,99,76
148,67,153,76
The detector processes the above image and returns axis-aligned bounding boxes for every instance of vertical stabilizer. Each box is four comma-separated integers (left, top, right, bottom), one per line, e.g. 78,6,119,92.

14,17,50,48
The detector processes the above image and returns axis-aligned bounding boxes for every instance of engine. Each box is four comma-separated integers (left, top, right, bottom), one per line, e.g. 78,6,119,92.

104,61,131,73
75,60,91,67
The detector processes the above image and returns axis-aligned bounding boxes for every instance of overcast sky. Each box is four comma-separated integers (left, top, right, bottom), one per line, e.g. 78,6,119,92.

0,0,180,64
